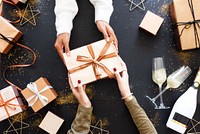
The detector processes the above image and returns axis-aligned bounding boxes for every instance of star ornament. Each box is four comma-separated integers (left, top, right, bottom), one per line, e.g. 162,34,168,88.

129,0,147,11
89,120,109,134
20,3,40,26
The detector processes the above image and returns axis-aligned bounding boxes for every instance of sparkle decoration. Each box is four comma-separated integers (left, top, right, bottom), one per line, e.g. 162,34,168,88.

129,0,147,11
89,119,109,134
187,118,200,134
20,3,40,26
3,113,30,134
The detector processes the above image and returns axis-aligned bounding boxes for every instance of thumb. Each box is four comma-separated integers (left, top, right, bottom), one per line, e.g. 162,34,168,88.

113,68,121,81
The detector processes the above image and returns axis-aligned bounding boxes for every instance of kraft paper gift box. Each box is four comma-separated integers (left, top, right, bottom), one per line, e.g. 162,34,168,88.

21,77,58,112
0,86,25,122
11,0,27,4
39,111,64,134
63,37,123,88
170,0,200,50
139,10,164,35
0,16,22,54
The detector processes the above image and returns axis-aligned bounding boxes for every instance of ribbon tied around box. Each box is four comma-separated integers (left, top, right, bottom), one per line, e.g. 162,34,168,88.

176,0,200,48
0,94,19,117
26,82,52,107
68,37,118,80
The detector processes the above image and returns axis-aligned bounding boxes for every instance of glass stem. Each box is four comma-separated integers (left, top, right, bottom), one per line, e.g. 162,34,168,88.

153,86,169,101
158,84,164,105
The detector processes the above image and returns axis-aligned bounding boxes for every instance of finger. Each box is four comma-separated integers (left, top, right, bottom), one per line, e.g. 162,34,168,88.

68,75,75,91
63,39,71,56
77,80,84,92
83,85,86,91
107,27,118,51
101,28,109,42
54,41,64,62
113,68,121,80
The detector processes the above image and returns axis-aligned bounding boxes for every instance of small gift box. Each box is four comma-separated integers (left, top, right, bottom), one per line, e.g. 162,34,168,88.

63,37,123,87
170,0,200,50
39,111,64,134
139,10,164,35
21,77,58,112
0,86,25,122
11,0,27,4
0,16,22,54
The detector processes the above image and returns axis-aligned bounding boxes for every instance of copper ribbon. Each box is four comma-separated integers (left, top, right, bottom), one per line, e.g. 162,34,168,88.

176,0,200,48
1,34,37,91
0,93,24,118
68,37,117,80
1,0,22,23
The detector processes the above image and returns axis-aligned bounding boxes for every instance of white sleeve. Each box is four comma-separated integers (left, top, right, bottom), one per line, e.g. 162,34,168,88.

89,0,113,23
54,0,78,35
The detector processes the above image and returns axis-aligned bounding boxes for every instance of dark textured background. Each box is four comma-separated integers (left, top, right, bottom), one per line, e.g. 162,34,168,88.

1,0,200,133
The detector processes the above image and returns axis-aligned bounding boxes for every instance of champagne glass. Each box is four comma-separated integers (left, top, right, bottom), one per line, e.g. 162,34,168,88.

148,57,167,109
147,66,192,109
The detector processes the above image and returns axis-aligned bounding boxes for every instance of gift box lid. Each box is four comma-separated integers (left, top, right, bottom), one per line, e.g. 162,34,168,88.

39,111,64,134
139,10,164,35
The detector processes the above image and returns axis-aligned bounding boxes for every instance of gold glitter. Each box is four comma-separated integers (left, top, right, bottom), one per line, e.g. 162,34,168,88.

11,111,29,121
176,51,194,65
159,2,169,16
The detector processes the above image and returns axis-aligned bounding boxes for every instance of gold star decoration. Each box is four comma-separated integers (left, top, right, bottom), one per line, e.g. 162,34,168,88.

89,120,109,134
20,3,40,26
129,0,147,11
187,118,200,134
3,113,30,134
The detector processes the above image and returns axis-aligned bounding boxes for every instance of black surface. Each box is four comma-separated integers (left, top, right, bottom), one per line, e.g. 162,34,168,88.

1,0,200,133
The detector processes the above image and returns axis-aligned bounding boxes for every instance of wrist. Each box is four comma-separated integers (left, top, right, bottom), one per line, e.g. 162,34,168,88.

121,92,133,101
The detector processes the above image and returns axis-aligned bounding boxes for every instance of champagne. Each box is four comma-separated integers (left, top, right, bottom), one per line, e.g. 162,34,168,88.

152,69,167,84
166,68,200,133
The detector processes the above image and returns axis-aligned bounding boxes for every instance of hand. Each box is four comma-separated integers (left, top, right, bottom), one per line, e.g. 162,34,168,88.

96,20,118,50
54,33,71,62
68,77,91,108
114,58,133,102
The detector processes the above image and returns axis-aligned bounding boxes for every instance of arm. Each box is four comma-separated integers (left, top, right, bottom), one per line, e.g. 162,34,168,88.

54,0,78,60
89,0,118,49
67,104,93,134
114,58,157,134
125,97,157,134
67,79,92,134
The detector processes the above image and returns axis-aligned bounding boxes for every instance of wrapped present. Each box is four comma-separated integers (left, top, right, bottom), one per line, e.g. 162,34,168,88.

63,37,123,87
0,86,25,122
39,111,64,134
0,16,22,54
11,0,27,4
21,77,58,112
139,10,164,35
170,0,200,50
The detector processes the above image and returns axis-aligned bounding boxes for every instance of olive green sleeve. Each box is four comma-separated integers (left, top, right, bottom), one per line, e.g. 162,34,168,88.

125,96,158,134
67,104,93,134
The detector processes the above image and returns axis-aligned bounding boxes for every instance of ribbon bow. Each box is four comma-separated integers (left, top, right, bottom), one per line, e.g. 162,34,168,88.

176,0,200,48
26,83,52,107
68,37,118,80
0,94,18,118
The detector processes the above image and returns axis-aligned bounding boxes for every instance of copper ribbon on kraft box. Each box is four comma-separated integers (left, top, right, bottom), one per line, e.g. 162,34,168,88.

68,37,118,80
0,94,24,119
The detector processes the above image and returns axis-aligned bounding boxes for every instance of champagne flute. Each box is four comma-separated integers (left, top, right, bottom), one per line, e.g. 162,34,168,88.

147,66,192,109
148,57,167,109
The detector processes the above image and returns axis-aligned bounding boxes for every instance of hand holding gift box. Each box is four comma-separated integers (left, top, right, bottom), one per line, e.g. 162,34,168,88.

63,37,123,88
21,77,58,112
170,0,200,50
0,16,22,54
0,86,25,122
